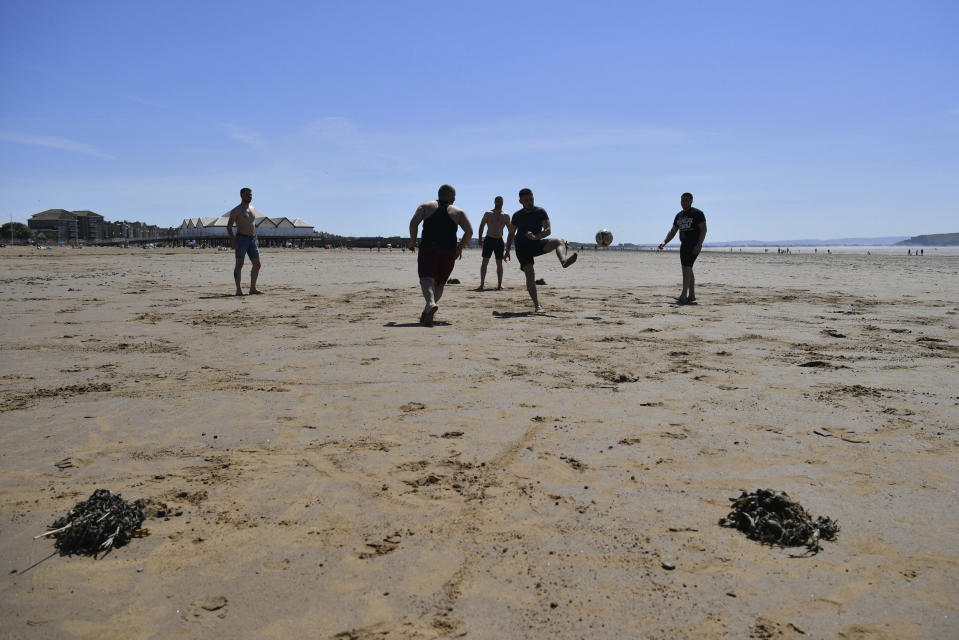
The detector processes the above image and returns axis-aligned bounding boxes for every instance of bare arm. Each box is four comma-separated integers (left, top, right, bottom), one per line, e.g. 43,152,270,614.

531,218,551,241
477,212,488,244
226,210,238,249
658,225,678,250
693,220,707,255
408,205,427,251
504,221,516,261
454,210,473,260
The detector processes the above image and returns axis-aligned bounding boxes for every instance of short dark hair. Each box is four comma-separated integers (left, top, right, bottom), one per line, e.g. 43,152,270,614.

494,195,503,203
240,187,252,195
681,192,693,200
438,184,455,200
519,188,533,198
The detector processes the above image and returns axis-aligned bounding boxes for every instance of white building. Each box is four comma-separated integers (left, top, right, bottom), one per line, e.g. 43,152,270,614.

178,214,315,238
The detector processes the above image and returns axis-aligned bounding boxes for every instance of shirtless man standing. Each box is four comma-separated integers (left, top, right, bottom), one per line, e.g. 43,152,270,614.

226,187,263,296
477,196,510,290
408,184,473,326
504,188,577,313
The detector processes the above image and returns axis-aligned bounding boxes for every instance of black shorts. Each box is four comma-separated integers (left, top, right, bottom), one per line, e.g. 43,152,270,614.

482,237,505,260
680,243,699,267
516,238,549,267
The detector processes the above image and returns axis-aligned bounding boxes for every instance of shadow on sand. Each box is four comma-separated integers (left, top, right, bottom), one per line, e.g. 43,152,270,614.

384,321,451,328
492,310,553,319
198,293,250,299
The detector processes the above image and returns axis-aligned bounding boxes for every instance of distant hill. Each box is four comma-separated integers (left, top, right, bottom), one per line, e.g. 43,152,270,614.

705,236,907,247
894,233,959,246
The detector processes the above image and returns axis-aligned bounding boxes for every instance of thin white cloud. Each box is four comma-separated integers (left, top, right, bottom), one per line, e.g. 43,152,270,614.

220,123,265,148
128,95,177,112
299,115,689,154
288,115,690,174
301,116,359,140
0,131,115,159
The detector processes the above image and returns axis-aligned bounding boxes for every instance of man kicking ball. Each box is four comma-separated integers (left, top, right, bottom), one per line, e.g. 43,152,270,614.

504,188,577,313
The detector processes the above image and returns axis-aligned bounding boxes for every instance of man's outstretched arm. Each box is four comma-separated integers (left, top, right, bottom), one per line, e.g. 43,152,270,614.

659,225,678,250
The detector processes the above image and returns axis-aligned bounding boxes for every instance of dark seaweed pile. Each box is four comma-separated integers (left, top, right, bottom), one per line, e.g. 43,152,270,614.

719,489,839,553
47,489,145,556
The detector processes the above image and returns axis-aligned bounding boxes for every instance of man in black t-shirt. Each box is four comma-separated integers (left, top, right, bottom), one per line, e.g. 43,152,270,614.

504,188,577,313
658,192,707,305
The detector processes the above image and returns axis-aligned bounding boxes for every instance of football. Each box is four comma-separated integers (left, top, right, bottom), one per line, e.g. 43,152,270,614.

595,229,613,246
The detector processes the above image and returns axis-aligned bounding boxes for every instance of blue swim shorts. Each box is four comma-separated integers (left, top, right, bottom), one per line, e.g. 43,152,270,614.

235,234,260,260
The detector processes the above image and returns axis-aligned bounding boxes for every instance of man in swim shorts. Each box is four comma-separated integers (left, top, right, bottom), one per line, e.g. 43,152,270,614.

226,187,263,296
408,184,473,326
658,192,707,304
477,196,510,290
504,188,577,313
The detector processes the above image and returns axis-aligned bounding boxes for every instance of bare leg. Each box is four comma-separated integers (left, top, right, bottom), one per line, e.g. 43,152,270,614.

249,259,262,294
479,257,489,289
234,258,244,295
687,267,696,301
434,281,445,303
495,259,503,289
522,264,541,312
545,237,577,267
680,266,693,302
419,277,437,313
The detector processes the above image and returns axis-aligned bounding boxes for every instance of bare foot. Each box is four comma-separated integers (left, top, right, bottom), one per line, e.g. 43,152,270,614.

235,290,244,296
423,305,438,326
562,253,578,268
249,289,263,295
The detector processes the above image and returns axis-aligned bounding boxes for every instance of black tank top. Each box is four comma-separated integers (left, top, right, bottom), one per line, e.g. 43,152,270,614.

421,202,457,251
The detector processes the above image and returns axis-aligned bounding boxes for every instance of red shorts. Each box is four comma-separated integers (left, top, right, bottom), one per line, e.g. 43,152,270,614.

417,243,457,282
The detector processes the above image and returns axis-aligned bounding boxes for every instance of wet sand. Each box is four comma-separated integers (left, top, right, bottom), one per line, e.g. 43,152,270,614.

1,246,957,638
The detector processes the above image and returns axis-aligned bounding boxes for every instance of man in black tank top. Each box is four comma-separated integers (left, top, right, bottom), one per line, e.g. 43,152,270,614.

408,184,473,326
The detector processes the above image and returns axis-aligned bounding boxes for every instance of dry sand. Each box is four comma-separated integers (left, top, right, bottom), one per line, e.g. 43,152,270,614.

1,246,957,639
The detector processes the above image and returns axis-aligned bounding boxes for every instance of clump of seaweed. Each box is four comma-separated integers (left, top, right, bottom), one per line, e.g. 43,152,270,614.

719,489,839,554
36,489,145,556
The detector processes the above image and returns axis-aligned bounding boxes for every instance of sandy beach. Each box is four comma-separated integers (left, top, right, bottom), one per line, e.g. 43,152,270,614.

1,246,957,639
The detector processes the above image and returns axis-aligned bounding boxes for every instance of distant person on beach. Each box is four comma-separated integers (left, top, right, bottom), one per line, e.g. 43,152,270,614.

504,188,578,313
658,192,707,304
226,187,263,296
408,184,473,326
478,196,510,290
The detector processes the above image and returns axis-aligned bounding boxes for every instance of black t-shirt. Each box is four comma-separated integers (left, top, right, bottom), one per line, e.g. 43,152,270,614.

511,207,549,246
673,207,706,245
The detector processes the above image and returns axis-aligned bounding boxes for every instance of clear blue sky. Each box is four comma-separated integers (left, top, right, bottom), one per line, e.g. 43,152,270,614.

1,1,956,242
